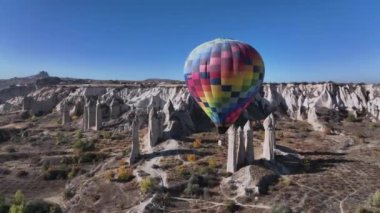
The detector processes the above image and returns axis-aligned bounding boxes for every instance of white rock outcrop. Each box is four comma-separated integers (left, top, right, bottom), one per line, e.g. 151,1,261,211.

226,123,255,173
129,117,140,164
263,114,275,161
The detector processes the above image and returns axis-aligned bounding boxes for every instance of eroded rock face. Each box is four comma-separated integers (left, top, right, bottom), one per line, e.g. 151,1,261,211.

263,114,275,161
129,117,139,164
1,82,380,132
227,124,255,173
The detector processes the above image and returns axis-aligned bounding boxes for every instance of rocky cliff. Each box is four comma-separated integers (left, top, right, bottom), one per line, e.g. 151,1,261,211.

0,79,379,134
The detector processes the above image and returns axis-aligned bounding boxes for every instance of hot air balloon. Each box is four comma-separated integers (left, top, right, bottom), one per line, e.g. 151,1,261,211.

184,38,265,133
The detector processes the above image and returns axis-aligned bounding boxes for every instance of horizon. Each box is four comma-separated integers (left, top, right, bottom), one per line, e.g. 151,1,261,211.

0,0,379,82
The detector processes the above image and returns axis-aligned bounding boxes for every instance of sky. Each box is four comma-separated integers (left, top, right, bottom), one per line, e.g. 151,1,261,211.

0,0,379,82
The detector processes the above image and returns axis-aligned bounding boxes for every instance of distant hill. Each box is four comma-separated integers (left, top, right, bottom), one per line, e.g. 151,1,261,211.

0,71,50,90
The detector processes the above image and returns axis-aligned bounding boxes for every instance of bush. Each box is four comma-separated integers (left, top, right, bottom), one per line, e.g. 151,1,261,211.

106,170,114,181
63,187,75,200
187,154,196,162
184,183,201,196
224,200,237,213
74,130,83,139
140,177,156,194
193,138,202,148
72,139,94,153
55,133,69,145
67,166,79,179
25,200,62,213
370,190,380,208
102,131,113,139
9,190,25,213
43,169,68,180
346,113,357,122
207,157,217,169
355,207,372,213
117,166,134,182
272,204,292,213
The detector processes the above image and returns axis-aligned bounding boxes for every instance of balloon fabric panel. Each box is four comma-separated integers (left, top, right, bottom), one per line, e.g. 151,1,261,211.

184,38,265,128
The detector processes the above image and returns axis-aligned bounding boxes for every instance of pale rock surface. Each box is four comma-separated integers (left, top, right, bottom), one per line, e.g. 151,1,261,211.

263,114,275,161
244,121,254,164
95,100,102,130
61,100,70,125
129,117,140,164
227,126,237,173
147,108,163,148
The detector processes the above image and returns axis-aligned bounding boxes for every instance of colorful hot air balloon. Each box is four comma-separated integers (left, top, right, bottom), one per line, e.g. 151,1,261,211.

184,38,265,133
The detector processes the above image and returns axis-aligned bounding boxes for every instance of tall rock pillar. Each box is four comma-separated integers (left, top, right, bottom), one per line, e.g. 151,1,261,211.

95,100,102,131
227,126,237,173
62,100,70,125
244,121,254,164
129,117,140,164
263,114,275,161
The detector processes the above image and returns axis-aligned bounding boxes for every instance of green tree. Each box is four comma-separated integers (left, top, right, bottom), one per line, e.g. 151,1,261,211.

9,190,25,213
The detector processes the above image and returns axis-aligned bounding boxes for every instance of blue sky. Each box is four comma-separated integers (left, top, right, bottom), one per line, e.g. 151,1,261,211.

0,0,379,82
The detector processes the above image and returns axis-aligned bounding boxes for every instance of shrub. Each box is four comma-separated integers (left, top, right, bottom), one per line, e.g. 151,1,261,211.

370,190,380,208
25,200,62,213
184,183,201,196
187,154,196,162
55,133,69,145
106,170,114,181
29,115,38,122
117,166,133,182
74,130,83,139
9,190,25,213
207,157,217,169
272,204,292,213
355,207,372,213
346,113,357,122
67,166,79,179
102,131,113,139
63,187,75,200
153,192,170,210
224,200,237,213
43,169,68,180
139,177,156,194
72,139,94,153
193,138,202,148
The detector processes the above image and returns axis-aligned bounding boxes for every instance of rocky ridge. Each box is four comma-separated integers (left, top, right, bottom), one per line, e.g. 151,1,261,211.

0,72,379,133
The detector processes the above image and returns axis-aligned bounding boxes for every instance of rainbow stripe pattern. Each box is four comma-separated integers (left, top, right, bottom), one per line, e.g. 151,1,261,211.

184,38,265,130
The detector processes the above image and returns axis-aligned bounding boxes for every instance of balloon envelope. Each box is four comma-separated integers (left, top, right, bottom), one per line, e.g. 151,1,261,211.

184,38,265,133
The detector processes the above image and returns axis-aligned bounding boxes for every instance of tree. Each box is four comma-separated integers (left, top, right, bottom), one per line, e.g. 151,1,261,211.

9,190,25,213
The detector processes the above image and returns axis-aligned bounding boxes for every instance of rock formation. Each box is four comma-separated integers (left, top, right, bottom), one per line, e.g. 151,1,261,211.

263,114,275,161
110,98,121,119
244,121,254,164
147,107,163,148
129,117,139,164
227,126,237,173
227,123,255,173
82,98,89,131
2,81,380,133
95,100,102,130
236,127,246,168
87,99,96,129
61,100,70,125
